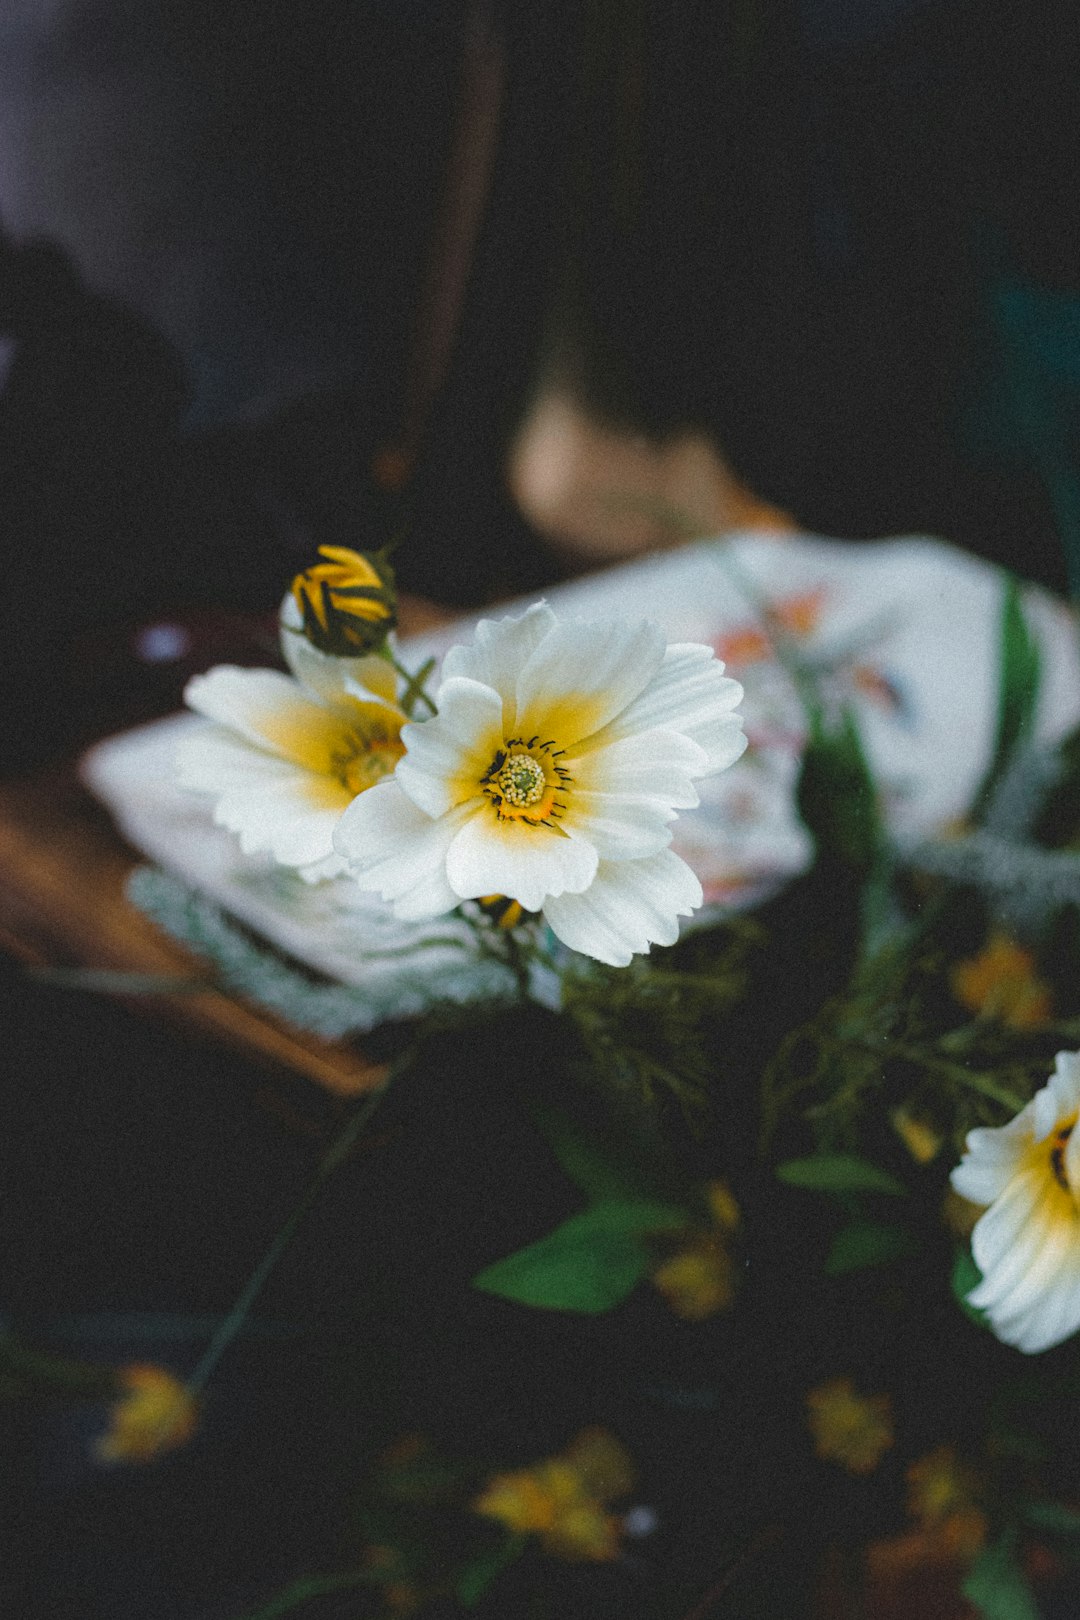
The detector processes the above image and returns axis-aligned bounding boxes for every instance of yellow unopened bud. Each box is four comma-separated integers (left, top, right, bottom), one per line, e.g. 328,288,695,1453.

97,1365,198,1465
291,545,397,656
476,894,527,930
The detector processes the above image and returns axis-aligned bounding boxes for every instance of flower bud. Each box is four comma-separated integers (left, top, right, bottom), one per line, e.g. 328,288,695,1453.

291,545,397,656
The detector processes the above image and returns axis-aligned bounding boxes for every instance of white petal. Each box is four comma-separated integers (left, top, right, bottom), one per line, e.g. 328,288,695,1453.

1002,1250,1080,1353
543,848,703,967
445,812,598,913
439,602,557,735
1034,1057,1080,1140
333,780,474,920
584,643,746,772
560,731,708,860
395,677,504,817
214,776,347,866
514,617,666,751
184,666,345,770
970,1172,1059,1309
176,722,351,867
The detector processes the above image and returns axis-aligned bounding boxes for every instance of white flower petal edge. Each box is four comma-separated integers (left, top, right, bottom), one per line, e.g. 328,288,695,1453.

951,1050,1080,1353
543,848,703,967
333,604,746,964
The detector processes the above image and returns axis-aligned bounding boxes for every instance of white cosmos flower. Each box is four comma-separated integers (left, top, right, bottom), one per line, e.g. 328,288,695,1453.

951,1050,1080,1353
177,597,406,880
332,602,746,965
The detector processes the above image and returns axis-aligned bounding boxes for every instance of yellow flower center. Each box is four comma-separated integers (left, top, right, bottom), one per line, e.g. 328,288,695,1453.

496,752,547,807
333,728,405,796
480,737,572,826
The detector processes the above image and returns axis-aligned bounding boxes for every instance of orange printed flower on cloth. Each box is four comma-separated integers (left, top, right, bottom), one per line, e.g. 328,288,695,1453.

97,1364,198,1464
473,1428,636,1562
806,1377,894,1475
951,932,1052,1029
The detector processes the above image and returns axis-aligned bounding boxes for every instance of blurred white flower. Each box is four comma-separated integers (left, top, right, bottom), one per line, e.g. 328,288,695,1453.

952,1049,1080,1353
333,602,745,965
177,598,406,880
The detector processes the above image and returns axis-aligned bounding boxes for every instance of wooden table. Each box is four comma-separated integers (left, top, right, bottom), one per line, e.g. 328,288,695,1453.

0,594,453,1099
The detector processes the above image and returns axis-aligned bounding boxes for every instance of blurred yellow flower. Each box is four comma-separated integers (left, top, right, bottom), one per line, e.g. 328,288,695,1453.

951,932,1052,1029
97,1365,198,1464
891,1105,943,1165
651,1180,740,1321
473,1428,635,1562
291,544,397,656
906,1446,984,1534
806,1377,894,1475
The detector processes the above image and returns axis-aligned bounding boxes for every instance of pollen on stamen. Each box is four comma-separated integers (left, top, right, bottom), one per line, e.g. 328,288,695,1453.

496,752,547,808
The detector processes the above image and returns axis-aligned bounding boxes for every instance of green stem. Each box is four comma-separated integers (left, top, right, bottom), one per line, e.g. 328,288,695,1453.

858,1037,1027,1113
387,651,437,716
185,1068,397,1398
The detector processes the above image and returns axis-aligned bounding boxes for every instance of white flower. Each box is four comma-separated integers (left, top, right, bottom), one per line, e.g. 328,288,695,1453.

177,598,406,880
332,602,746,965
951,1050,1080,1353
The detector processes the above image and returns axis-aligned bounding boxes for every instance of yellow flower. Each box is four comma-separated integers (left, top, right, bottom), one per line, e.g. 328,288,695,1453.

951,932,1052,1029
806,1377,894,1475
473,1428,635,1562
97,1365,198,1464
291,545,397,656
651,1180,740,1321
652,1235,735,1321
906,1446,983,1531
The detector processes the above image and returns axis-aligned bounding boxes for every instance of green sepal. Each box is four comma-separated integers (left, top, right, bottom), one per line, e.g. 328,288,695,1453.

952,1247,991,1329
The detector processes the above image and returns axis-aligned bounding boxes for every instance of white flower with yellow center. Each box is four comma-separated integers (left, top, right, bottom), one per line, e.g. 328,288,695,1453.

332,602,746,965
177,599,406,880
951,1050,1080,1353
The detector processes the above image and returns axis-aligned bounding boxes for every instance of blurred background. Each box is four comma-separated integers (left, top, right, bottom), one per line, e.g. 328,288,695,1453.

3,4,1080,1615
2,0,1080,768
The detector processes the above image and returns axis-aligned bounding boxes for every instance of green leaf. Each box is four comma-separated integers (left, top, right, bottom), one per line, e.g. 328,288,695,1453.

825,1221,916,1275
776,1154,906,1197
796,703,883,875
472,1200,688,1314
962,1534,1041,1620
952,1247,991,1329
1023,1500,1080,1539
455,1534,527,1607
972,575,1042,822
